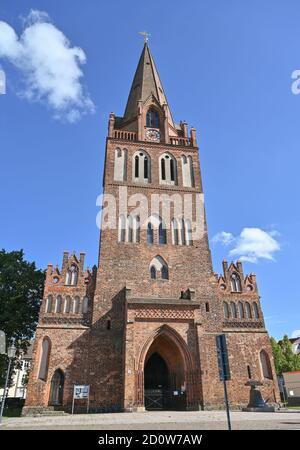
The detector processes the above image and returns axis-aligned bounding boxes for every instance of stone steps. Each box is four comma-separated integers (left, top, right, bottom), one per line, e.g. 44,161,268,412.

22,406,68,417
35,411,67,416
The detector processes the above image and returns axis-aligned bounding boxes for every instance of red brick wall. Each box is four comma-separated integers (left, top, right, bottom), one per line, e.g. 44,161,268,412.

24,125,280,413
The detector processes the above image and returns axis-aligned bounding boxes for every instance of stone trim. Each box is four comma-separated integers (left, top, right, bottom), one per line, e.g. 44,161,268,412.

108,182,199,194
127,297,200,307
107,137,199,152
37,324,89,330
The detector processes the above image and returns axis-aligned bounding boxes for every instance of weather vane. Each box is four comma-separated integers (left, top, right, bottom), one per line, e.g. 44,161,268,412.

139,31,151,44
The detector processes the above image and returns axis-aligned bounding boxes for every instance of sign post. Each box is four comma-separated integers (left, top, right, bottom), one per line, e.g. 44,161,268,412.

72,385,90,414
216,334,231,430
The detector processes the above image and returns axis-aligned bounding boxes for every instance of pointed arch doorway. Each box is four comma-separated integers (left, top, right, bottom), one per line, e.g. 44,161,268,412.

49,369,64,406
143,330,187,411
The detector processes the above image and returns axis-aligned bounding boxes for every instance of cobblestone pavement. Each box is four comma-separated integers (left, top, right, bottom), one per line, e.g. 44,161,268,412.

1,410,300,430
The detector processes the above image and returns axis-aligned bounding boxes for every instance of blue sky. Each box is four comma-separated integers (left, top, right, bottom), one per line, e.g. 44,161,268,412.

0,1,299,340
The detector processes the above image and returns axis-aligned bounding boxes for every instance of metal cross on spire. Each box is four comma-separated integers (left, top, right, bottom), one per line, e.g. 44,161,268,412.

138,31,151,44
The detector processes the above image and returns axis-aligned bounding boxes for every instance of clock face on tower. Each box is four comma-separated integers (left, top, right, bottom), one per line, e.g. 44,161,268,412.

145,129,160,142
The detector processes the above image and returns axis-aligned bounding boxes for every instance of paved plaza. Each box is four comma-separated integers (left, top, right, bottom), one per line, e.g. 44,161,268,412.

1,410,300,430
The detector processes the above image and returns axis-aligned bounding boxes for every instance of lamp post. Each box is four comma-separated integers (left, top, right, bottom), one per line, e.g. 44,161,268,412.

0,343,16,425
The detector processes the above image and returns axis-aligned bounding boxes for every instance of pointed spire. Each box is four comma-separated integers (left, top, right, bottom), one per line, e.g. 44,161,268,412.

123,43,174,128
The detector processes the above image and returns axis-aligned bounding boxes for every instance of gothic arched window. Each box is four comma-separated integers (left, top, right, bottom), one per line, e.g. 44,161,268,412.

83,297,89,314
38,337,51,380
147,215,164,245
55,296,62,313
144,157,148,179
66,265,78,286
118,215,126,243
64,296,71,313
260,350,273,379
170,159,175,182
159,153,177,185
223,301,230,319
180,218,186,246
245,302,252,319
70,265,78,285
146,108,159,128
114,147,127,181
134,215,140,243
181,155,194,187
159,221,167,244
65,271,71,286
135,155,139,178
46,295,53,313
161,158,166,180
231,273,241,292
171,219,179,245
128,215,134,243
73,296,80,314
149,256,168,281
147,222,154,244
238,301,244,319
133,151,150,183
161,265,169,280
185,219,193,246
150,266,156,279
230,301,237,318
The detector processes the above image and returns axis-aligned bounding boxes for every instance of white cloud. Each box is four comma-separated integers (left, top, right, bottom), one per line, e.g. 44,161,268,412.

291,330,300,338
212,231,234,246
212,227,280,263
0,10,95,122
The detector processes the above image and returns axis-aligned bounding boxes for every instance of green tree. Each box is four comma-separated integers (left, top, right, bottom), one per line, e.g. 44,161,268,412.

270,336,286,375
280,334,300,373
0,249,45,386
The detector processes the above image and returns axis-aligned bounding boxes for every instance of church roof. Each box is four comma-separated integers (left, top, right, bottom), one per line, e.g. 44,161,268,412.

123,43,175,128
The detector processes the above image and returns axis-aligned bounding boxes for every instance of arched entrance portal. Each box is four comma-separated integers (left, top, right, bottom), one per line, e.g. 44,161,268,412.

143,333,187,410
49,369,64,406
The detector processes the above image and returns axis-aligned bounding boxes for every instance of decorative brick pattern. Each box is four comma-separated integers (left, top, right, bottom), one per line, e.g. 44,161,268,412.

223,321,264,329
41,317,89,326
134,307,195,320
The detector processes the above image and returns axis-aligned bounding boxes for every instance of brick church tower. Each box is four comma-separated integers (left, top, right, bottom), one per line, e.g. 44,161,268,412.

24,42,279,414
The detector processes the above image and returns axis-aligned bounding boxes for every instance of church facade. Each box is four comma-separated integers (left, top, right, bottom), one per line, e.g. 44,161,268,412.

24,43,279,414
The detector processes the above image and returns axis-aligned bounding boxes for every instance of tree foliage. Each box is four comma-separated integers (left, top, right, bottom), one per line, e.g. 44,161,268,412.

270,337,285,375
0,249,45,386
280,335,300,372
270,334,300,375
